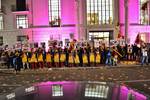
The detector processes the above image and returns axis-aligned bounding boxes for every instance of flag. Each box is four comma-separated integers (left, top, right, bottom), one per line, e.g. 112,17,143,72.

135,34,143,44
117,32,122,39
117,31,124,39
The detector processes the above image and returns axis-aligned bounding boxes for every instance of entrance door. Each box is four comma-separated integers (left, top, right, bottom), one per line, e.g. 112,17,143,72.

89,31,110,44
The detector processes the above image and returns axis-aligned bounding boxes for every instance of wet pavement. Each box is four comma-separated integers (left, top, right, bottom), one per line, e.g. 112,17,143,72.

0,65,150,96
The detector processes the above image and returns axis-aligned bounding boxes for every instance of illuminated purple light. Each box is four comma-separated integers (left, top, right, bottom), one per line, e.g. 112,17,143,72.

24,0,150,45
120,86,147,100
119,0,150,43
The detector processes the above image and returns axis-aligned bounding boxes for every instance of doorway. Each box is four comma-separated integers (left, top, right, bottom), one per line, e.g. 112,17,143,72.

89,31,112,45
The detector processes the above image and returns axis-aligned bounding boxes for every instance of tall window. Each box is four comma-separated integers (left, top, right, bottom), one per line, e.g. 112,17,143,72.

0,15,3,30
48,0,61,26
139,0,149,24
85,84,109,98
16,15,28,29
52,85,63,96
17,35,28,42
87,0,113,25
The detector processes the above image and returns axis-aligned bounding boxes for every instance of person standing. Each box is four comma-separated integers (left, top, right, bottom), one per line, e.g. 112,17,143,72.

141,46,149,66
14,52,22,73
46,48,52,68
64,46,69,67
127,45,133,60
78,46,84,67
5,51,10,69
50,47,55,67
105,47,112,66
42,48,47,67
22,50,28,69
54,48,59,67
85,43,91,67
38,49,44,69
57,47,62,67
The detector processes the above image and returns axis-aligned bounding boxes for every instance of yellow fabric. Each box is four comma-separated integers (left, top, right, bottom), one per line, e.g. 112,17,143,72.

90,53,95,63
54,53,59,62
22,53,27,63
38,54,43,62
96,54,100,63
30,54,37,63
69,54,73,63
60,54,66,62
83,54,88,64
75,54,79,64
46,53,51,62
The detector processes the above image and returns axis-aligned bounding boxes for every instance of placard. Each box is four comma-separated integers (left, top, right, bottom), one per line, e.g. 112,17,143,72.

110,40,118,46
118,39,125,46
15,42,22,50
94,40,100,47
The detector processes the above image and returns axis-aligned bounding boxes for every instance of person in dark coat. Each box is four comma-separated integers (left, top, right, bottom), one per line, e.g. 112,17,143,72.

5,51,10,69
58,47,62,67
85,43,91,67
14,53,22,73
78,46,84,67
64,46,69,67
50,47,55,67
105,47,112,66
42,48,46,63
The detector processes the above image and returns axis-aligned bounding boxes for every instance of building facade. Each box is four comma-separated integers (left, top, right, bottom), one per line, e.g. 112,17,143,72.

0,0,149,48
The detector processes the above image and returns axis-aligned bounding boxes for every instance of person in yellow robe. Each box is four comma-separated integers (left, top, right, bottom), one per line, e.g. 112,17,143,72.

46,52,51,68
60,52,66,67
90,48,95,65
96,51,101,65
38,52,44,68
74,49,79,66
54,49,59,67
30,52,38,69
68,52,73,67
22,51,28,69
83,53,88,66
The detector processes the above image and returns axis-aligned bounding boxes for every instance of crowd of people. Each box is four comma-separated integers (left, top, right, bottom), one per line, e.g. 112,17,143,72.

0,42,150,73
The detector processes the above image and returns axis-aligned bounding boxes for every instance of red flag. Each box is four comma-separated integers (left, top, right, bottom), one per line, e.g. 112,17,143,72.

27,35,29,40
135,34,143,44
117,32,122,39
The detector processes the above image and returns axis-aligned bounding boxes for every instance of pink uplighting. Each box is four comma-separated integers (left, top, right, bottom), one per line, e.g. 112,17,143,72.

18,0,150,48
20,0,77,50
119,86,147,100
119,0,150,44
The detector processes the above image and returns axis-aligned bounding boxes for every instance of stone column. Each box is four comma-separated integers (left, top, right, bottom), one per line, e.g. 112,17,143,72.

75,0,80,40
0,0,1,12
124,0,129,44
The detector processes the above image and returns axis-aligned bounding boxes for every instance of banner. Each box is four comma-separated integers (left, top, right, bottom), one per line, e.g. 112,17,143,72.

15,42,22,50
94,40,100,47
22,40,29,50
57,41,63,47
110,40,118,46
118,39,125,46
30,43,34,48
